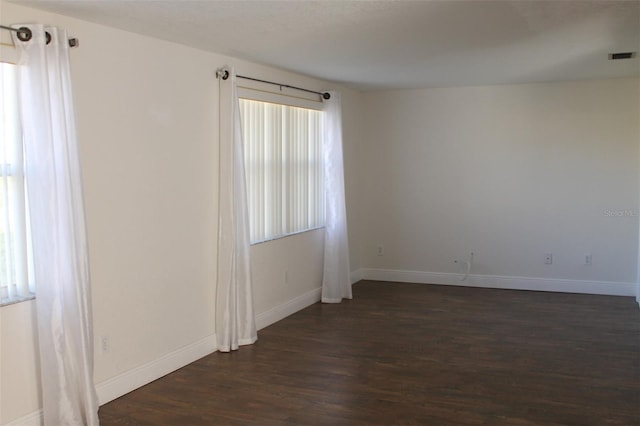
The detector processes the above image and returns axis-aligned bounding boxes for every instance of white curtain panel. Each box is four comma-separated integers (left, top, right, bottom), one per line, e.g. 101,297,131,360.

12,25,99,424
321,91,352,303
217,68,257,352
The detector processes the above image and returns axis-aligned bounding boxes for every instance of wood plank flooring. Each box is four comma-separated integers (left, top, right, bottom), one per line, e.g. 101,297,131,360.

99,281,640,425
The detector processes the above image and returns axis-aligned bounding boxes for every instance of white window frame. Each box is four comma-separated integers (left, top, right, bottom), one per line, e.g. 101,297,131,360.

1,59,34,307
238,86,325,244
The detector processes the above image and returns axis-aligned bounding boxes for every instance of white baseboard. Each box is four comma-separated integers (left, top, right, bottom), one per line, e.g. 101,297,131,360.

255,287,321,331
5,409,43,426
95,334,217,406
359,268,636,297
10,270,633,425
254,271,361,329
96,287,324,407
350,268,364,284
3,336,218,424
91,286,326,408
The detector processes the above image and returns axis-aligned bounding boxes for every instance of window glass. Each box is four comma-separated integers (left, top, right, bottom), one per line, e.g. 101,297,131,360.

239,98,324,243
0,62,32,306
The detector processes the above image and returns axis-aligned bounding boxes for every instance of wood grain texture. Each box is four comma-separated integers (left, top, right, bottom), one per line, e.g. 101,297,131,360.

99,281,640,425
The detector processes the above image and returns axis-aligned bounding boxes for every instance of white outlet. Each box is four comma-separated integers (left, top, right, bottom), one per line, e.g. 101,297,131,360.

101,336,110,354
585,254,592,265
377,245,384,256
284,269,289,284
544,253,553,265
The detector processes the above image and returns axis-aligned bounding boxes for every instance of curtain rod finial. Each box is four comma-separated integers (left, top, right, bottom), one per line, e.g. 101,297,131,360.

216,68,230,80
322,92,331,100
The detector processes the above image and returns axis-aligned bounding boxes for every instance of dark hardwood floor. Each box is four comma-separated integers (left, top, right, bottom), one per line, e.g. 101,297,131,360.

99,281,640,425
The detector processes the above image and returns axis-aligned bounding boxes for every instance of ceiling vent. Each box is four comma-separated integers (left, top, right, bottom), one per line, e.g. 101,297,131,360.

608,52,636,60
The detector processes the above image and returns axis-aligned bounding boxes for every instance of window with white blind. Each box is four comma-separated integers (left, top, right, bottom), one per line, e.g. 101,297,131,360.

239,97,324,243
0,62,33,306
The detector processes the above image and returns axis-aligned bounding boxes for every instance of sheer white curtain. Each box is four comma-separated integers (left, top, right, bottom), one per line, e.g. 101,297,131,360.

217,68,257,351
321,91,352,303
12,25,98,424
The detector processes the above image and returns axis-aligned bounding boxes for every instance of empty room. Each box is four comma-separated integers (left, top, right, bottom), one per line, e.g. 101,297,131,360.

0,0,638,425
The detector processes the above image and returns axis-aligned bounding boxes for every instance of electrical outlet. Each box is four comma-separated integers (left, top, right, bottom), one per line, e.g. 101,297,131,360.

101,336,110,354
377,245,384,256
544,253,553,265
284,269,289,284
585,254,592,265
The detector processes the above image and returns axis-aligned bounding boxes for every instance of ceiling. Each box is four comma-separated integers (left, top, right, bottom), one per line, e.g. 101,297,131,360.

10,0,640,90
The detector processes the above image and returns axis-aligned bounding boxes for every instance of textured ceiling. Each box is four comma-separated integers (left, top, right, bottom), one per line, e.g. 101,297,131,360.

9,0,640,90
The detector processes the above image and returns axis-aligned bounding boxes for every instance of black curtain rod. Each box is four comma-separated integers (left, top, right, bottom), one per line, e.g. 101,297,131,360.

0,25,79,47
217,68,330,100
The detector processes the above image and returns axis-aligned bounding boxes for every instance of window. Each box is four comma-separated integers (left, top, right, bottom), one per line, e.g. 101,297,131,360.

0,62,32,306
239,97,324,243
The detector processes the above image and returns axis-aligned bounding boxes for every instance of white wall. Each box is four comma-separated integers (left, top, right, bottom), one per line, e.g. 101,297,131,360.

341,90,364,279
0,2,363,423
360,79,640,293
0,301,40,425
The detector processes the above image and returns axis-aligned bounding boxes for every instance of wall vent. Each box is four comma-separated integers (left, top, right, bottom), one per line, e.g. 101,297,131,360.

608,52,635,60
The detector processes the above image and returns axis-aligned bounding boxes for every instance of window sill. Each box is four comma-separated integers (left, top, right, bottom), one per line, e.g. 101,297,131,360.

1,293,36,308
251,226,325,246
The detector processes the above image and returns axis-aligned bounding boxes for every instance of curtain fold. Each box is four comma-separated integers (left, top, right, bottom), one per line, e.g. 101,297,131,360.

216,68,257,352
12,25,99,425
321,91,352,303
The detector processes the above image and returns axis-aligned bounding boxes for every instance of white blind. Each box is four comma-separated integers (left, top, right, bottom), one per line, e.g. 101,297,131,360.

0,63,32,305
239,98,324,243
